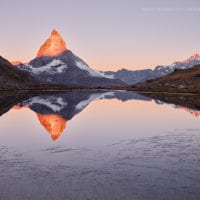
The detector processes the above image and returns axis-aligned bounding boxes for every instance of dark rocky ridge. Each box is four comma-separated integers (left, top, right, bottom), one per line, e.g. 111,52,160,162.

0,56,39,90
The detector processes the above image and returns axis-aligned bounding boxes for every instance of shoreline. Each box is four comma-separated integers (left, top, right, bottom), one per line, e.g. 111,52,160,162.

0,87,200,96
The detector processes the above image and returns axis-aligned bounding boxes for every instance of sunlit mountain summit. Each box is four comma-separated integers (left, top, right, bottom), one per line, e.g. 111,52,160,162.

37,29,67,58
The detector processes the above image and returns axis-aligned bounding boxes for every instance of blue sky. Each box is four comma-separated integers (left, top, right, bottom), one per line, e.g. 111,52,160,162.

1,0,200,70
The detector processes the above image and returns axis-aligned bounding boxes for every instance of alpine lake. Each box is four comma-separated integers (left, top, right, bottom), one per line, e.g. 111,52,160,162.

0,90,200,200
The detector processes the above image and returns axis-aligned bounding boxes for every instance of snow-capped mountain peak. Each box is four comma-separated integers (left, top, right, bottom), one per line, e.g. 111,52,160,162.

150,52,200,79
181,52,200,63
37,29,67,58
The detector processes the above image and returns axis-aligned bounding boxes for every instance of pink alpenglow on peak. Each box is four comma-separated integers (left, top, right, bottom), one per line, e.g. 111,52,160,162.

181,52,200,63
11,61,22,65
36,29,67,58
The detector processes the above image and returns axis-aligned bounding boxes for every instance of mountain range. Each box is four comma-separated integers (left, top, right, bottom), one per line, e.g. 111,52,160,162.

1,29,200,90
103,53,200,85
133,64,200,92
15,29,200,87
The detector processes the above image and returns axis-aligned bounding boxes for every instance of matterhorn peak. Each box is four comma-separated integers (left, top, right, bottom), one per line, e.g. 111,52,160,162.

36,29,67,58
51,29,59,36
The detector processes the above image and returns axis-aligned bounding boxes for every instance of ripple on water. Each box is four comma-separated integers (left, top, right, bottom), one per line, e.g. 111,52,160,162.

0,129,200,200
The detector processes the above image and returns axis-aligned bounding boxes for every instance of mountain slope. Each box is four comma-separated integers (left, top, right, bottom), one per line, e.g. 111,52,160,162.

17,30,126,88
103,68,154,85
0,56,38,89
133,64,200,92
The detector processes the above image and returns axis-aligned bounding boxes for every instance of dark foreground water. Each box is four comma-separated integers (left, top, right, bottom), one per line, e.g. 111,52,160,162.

0,91,200,200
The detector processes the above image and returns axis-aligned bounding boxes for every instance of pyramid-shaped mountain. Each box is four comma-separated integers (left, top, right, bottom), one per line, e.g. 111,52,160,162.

37,29,67,58
17,30,125,88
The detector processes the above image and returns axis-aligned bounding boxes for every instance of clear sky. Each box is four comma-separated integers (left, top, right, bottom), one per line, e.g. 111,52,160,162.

1,0,200,70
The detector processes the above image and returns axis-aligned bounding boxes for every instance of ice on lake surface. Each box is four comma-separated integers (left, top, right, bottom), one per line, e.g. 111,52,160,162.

0,90,200,200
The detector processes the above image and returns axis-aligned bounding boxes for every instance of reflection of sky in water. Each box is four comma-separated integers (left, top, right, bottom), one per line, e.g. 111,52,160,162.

0,96,200,159
0,92,200,199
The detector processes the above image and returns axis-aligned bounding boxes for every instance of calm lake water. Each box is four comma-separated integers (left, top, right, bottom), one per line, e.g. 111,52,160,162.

0,91,200,200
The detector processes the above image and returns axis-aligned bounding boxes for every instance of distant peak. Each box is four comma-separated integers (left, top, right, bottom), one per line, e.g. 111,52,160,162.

181,52,200,63
36,29,67,58
187,52,200,60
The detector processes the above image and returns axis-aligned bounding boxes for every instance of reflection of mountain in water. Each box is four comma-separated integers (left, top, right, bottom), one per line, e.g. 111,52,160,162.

1,90,200,141
146,93,200,120
18,91,150,120
37,113,67,141
178,107,200,119
15,91,151,141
